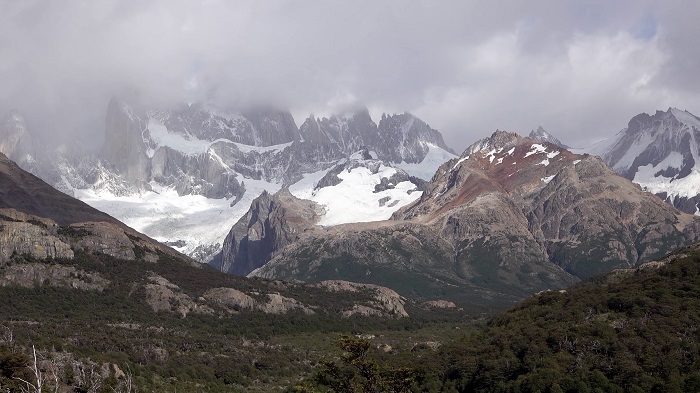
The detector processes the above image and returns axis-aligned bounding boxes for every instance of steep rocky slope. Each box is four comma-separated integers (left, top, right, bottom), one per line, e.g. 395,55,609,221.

400,131,698,278
251,131,700,306
213,188,322,276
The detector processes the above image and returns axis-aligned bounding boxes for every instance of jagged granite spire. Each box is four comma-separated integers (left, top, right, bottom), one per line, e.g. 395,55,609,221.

528,126,569,148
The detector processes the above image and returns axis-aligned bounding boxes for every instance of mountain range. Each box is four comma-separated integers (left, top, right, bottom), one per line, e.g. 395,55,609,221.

229,130,700,307
0,99,456,263
4,103,700,307
4,103,700,390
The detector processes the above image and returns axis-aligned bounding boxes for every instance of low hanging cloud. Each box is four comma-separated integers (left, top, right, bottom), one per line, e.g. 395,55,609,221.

1,0,699,151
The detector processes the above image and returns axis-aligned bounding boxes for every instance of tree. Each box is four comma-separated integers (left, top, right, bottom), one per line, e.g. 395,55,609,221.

312,336,415,393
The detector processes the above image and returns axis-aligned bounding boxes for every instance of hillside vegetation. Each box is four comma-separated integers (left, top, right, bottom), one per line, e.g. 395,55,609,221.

0,249,471,393
292,245,700,392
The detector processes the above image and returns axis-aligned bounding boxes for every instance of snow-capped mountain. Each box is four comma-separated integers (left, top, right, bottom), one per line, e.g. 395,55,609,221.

2,99,456,263
289,148,425,226
214,148,427,276
584,108,700,214
249,130,699,305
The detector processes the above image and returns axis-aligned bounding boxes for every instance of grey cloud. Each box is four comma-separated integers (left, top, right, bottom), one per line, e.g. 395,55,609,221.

0,0,698,152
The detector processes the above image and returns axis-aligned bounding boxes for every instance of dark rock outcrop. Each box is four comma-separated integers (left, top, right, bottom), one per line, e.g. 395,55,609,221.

213,189,321,275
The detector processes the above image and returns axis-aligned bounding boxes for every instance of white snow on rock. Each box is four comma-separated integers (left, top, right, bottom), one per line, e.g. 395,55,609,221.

148,119,212,155
74,177,281,257
633,151,700,200
396,143,457,180
524,144,547,158
290,164,422,227
147,118,294,157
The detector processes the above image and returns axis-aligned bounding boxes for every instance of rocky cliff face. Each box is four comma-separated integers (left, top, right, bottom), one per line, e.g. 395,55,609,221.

251,131,700,306
213,188,322,275
585,108,700,215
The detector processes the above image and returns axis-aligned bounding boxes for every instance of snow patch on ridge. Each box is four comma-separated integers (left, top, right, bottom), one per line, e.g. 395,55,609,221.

633,151,700,201
524,144,547,158
671,108,700,130
148,119,212,155
289,164,422,227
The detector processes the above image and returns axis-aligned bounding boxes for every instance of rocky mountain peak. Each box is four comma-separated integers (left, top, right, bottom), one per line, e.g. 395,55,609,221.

240,106,301,146
528,126,569,148
398,135,576,222
465,130,522,156
213,188,322,276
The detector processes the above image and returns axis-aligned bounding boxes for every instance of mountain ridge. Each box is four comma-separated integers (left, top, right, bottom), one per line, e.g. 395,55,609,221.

249,130,700,305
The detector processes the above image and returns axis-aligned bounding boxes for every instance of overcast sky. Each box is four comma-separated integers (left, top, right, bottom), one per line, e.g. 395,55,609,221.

1,0,699,152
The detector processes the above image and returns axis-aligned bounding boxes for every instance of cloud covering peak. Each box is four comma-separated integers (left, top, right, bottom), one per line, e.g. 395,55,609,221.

1,0,699,151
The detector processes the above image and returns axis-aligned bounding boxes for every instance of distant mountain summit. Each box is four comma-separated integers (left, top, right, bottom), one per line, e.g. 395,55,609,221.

585,108,700,214
528,126,569,148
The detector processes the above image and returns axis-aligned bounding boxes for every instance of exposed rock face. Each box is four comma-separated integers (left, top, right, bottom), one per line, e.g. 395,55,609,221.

214,188,321,275
423,300,457,309
586,108,700,215
0,263,109,291
202,287,314,315
252,131,700,305
0,207,178,265
0,209,74,262
144,274,215,317
101,98,152,190
315,280,408,317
